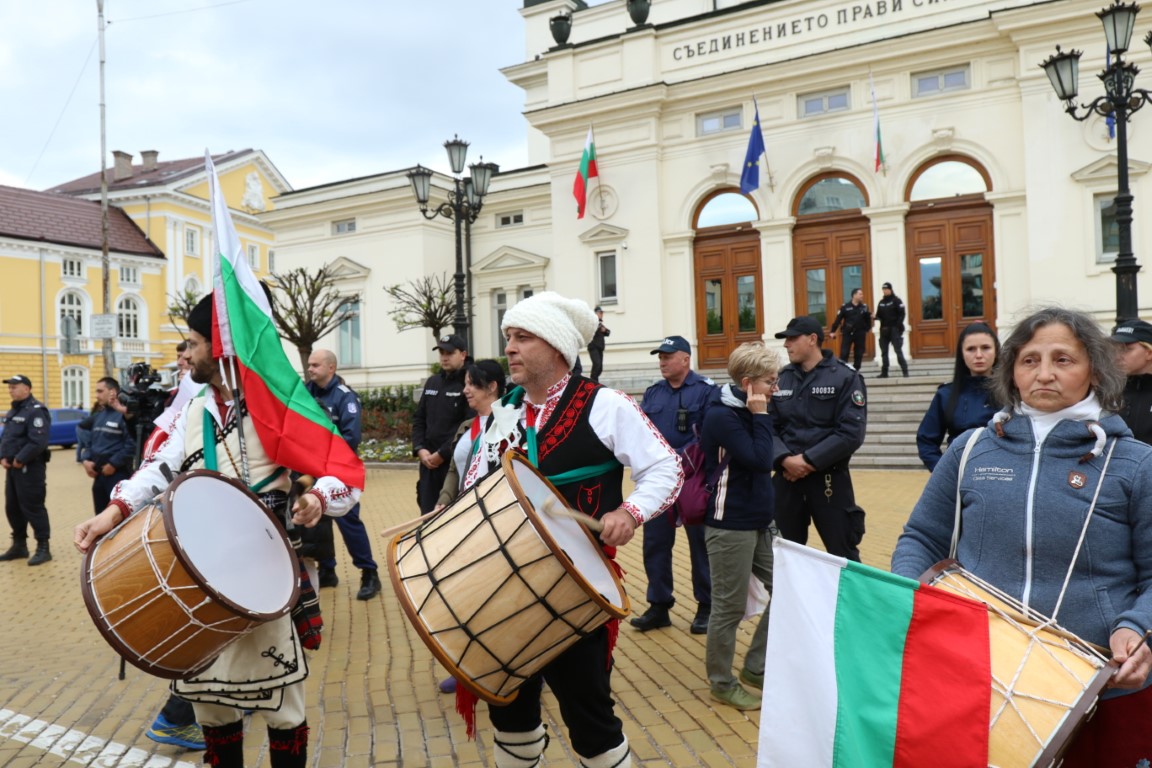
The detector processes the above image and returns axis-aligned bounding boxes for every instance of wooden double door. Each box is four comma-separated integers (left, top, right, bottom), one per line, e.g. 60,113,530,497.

792,217,873,357
693,230,764,369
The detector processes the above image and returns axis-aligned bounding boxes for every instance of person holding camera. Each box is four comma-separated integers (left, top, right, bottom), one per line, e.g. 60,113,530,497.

635,336,718,634
79,377,137,515
0,374,52,565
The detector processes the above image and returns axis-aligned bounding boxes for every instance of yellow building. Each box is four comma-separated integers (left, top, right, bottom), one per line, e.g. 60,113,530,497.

0,149,290,408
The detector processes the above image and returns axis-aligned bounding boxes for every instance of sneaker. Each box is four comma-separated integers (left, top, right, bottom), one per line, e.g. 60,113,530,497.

318,567,339,588
690,604,710,635
356,569,381,601
629,604,671,632
739,668,764,690
147,714,206,750
438,677,458,694
710,684,761,711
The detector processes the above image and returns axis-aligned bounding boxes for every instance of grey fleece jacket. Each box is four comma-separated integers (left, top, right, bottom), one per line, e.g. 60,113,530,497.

892,413,1152,672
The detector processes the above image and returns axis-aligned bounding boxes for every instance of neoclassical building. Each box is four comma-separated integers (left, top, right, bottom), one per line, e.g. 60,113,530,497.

266,0,1152,386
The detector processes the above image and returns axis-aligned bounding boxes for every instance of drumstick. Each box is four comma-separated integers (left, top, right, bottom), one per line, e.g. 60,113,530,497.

285,475,316,531
540,497,604,532
379,511,439,540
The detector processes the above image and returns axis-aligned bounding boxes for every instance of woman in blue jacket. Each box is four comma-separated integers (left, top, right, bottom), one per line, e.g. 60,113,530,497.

699,342,778,712
915,321,1000,470
893,307,1152,765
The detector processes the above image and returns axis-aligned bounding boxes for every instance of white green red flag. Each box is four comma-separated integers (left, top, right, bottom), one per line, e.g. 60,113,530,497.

759,539,990,767
573,126,599,219
206,152,364,489
870,71,886,173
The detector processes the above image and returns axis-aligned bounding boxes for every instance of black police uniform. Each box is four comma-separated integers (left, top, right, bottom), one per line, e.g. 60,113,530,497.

770,350,867,561
829,301,871,371
588,319,610,384
412,367,471,513
874,294,909,377
1120,374,1152,445
0,394,51,558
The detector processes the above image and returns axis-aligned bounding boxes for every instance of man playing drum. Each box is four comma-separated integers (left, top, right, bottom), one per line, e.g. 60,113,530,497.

477,291,682,768
74,294,361,768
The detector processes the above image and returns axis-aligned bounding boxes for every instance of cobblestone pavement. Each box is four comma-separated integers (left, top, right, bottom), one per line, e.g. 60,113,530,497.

0,452,928,766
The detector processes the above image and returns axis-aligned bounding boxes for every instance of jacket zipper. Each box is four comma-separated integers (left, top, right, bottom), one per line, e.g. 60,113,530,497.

1021,435,1043,608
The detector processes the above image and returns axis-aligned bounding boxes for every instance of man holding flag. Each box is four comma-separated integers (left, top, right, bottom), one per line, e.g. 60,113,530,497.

73,155,364,768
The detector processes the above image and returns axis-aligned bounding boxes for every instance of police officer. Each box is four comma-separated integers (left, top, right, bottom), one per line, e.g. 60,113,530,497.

80,377,136,515
771,318,868,561
412,334,471,514
635,335,719,635
305,349,381,600
829,288,871,371
874,282,909,378
0,374,52,565
588,306,610,383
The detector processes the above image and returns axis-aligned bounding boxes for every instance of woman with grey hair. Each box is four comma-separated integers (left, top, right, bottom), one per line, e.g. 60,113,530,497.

891,307,1152,763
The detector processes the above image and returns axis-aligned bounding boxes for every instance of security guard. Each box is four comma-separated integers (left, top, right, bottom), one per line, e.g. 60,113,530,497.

873,282,909,378
770,318,867,561
81,377,137,515
0,374,52,565
412,334,471,514
829,288,872,371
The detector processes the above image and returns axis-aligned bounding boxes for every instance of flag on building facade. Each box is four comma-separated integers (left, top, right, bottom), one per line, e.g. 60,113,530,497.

573,127,599,219
739,99,766,194
870,71,886,172
206,152,365,489
758,539,991,767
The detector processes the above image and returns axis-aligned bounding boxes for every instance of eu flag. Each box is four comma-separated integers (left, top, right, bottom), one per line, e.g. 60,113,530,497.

740,100,765,194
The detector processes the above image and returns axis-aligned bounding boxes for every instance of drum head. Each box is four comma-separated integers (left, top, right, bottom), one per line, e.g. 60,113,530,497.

506,454,627,613
167,472,297,617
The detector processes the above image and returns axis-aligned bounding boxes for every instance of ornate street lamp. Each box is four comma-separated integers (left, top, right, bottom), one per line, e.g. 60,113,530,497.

408,137,499,351
1040,2,1152,323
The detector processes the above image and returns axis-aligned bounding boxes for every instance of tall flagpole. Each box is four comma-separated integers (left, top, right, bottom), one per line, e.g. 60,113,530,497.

97,0,113,376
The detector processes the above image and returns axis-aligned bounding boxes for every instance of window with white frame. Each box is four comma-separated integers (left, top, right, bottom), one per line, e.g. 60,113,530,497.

59,291,85,335
696,107,743,136
912,65,970,97
185,226,200,256
597,251,617,304
1096,194,1120,264
338,300,361,367
497,212,524,228
119,265,139,285
62,367,88,408
798,87,850,118
268,249,276,273
117,296,140,339
247,244,259,269
332,218,357,235
493,292,508,354
62,258,84,278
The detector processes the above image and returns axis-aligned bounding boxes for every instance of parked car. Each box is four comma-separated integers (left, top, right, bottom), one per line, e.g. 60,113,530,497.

0,407,90,449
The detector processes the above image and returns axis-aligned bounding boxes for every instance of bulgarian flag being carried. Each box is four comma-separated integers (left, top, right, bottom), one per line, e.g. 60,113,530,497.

759,539,991,767
206,152,364,490
573,126,599,219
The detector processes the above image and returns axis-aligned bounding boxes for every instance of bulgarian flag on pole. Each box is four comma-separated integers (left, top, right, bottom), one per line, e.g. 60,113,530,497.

573,126,599,219
206,152,364,489
759,539,990,767
870,70,886,173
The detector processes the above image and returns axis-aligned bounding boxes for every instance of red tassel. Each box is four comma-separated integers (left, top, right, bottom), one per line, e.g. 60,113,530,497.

456,685,479,740
605,617,620,671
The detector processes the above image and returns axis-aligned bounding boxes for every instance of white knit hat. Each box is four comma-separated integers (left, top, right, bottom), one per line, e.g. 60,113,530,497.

501,291,598,370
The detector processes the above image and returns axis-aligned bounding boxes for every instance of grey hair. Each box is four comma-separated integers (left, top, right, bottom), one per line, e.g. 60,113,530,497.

989,306,1125,412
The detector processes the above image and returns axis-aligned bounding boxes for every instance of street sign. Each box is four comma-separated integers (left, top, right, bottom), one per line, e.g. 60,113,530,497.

114,353,133,370
90,313,117,339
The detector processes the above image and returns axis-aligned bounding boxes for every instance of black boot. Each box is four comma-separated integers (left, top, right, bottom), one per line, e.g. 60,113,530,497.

901,364,910,378
0,539,28,561
356,569,381,601
202,720,245,768
630,603,672,632
268,723,308,768
27,541,51,566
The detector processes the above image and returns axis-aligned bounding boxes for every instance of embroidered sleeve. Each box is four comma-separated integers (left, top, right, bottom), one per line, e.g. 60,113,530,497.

312,476,361,517
110,401,192,514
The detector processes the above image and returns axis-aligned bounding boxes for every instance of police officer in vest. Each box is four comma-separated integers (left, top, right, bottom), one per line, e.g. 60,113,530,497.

0,374,52,565
771,318,868,561
828,288,871,371
80,377,137,515
874,282,909,378
412,334,472,514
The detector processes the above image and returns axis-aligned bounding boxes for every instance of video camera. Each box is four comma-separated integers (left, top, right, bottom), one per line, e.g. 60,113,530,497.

118,362,168,430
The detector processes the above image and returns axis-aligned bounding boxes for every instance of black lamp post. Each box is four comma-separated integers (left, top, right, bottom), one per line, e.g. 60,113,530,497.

1040,1,1152,324
408,136,498,351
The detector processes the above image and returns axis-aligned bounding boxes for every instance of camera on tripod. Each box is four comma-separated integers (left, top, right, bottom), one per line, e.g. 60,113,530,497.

118,362,168,427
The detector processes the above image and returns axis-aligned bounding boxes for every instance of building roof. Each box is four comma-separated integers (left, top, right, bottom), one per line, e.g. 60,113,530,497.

0,186,164,258
45,149,256,196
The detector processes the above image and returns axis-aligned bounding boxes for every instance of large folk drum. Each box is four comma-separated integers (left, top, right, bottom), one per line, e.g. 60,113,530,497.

82,470,300,679
388,451,629,704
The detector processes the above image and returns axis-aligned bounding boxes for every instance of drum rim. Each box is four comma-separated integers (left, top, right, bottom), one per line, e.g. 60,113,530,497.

163,469,300,621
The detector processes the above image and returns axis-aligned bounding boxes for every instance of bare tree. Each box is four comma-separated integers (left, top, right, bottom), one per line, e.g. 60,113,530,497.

383,273,455,339
166,287,203,340
267,265,359,373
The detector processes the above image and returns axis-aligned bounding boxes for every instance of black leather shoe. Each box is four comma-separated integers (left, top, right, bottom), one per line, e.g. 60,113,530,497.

0,541,28,561
876,372,889,379
630,605,672,632
318,567,339,588
27,542,51,566
690,605,711,635
356,569,381,601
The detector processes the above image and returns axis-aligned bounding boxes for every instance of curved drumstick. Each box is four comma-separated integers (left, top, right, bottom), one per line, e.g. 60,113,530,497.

540,497,604,532
285,474,315,531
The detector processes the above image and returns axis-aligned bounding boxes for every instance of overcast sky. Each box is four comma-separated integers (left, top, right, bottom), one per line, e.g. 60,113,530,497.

0,0,580,192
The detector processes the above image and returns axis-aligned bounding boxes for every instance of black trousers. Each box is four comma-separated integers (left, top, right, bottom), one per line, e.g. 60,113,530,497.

5,462,49,542
416,461,451,514
92,469,131,515
878,327,908,374
772,467,864,561
160,692,197,727
488,625,624,759
838,330,867,370
589,346,604,383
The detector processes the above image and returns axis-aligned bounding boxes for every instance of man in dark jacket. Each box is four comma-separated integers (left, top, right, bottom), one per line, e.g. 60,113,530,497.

80,377,136,515
873,282,909,378
0,374,52,565
412,334,472,513
771,317,868,561
588,306,610,383
1112,319,1152,444
829,288,871,371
